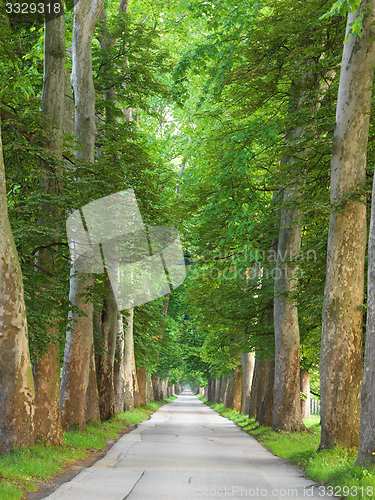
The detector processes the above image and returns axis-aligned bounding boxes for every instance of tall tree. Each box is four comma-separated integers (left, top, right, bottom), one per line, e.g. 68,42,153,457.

319,1,375,450
33,9,65,445
272,184,304,431
0,117,35,453
60,0,106,430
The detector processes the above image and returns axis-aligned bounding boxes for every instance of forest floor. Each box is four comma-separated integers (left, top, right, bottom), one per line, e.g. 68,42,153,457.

202,397,375,500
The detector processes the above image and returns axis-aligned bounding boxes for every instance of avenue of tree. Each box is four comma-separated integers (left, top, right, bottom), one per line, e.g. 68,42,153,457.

1,0,375,469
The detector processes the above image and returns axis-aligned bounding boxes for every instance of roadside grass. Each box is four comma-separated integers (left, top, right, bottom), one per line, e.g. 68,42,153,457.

0,396,176,500
199,395,375,499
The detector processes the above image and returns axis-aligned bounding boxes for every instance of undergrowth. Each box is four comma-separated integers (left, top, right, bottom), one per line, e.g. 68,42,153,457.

0,396,176,500
198,395,375,500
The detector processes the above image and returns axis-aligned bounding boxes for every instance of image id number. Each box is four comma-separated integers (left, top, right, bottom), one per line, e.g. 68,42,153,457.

5,2,61,14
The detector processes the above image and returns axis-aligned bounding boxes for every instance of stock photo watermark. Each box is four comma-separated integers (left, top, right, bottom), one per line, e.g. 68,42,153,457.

66,189,186,310
194,484,370,497
193,248,317,282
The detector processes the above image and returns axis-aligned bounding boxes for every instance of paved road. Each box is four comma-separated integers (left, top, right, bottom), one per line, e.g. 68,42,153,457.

45,390,321,499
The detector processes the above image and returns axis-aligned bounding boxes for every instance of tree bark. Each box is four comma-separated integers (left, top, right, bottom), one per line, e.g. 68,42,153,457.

259,357,275,427
230,365,243,411
146,372,154,402
224,372,235,408
137,367,147,406
124,308,138,409
60,0,105,430
61,273,94,430
249,357,267,420
86,341,100,424
272,184,304,431
320,2,375,451
63,62,75,136
34,343,63,444
114,314,125,413
207,378,213,402
97,280,117,420
161,379,167,399
240,353,255,414
152,375,162,401
300,369,310,420
219,375,227,404
0,118,35,453
214,379,221,404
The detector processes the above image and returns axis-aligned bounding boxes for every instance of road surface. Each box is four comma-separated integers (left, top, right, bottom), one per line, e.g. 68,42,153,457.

45,390,321,499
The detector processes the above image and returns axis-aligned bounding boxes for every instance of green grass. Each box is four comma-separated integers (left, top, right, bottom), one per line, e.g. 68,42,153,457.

198,395,375,499
0,397,176,500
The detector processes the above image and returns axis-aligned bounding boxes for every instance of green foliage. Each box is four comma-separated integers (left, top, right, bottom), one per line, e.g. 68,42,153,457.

166,0,349,381
320,0,373,42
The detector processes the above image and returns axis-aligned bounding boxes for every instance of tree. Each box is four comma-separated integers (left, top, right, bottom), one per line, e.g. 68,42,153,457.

60,0,106,430
0,116,35,453
272,185,304,431
33,9,65,446
319,1,375,450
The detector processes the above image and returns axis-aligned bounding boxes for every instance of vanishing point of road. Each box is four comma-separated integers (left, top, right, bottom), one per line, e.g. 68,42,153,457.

44,390,322,499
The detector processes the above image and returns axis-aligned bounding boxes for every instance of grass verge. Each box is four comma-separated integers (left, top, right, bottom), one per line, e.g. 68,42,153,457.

198,395,375,500
0,396,176,500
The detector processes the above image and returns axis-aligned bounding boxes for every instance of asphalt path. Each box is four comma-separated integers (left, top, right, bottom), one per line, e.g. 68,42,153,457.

45,390,322,499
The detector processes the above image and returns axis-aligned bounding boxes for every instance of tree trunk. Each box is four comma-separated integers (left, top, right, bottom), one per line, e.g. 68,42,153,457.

300,369,310,420
60,0,105,431
320,3,375,451
249,357,267,420
114,314,125,413
63,62,75,136
124,308,137,409
134,377,140,407
207,378,214,402
259,357,275,427
146,372,154,402
230,365,243,411
86,342,100,424
34,342,63,444
224,372,235,408
272,184,304,431
161,379,169,400
240,352,255,414
137,367,147,406
97,280,117,420
219,375,227,404
152,375,162,401
0,118,35,453
61,273,94,430
33,12,65,445
203,385,208,399
215,379,221,404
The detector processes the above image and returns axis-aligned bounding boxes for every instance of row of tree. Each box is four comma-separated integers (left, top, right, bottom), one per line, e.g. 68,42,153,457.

173,0,375,466
0,0,187,453
2,0,375,471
